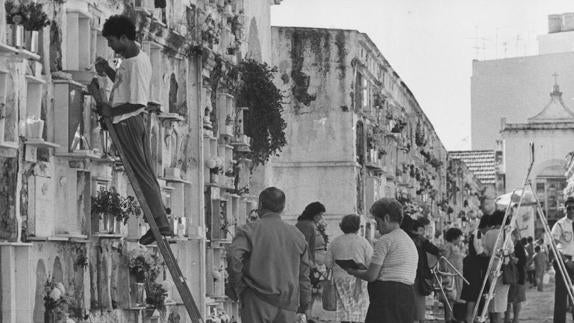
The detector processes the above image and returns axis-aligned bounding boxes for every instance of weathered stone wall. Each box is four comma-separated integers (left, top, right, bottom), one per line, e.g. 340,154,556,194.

270,27,356,227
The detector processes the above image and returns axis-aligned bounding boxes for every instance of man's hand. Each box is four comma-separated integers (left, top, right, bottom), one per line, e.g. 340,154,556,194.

94,57,110,76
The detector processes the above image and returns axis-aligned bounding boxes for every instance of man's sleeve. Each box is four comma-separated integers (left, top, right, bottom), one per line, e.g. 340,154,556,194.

423,239,441,256
226,226,251,300
551,222,562,242
298,244,312,313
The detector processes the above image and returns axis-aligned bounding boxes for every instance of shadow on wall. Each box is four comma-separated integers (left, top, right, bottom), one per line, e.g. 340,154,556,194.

247,18,261,62
33,259,47,323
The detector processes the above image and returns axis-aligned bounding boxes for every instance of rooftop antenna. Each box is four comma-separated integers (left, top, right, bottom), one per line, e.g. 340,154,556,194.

469,25,489,59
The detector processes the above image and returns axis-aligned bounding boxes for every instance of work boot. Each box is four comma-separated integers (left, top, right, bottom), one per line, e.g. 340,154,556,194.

139,227,173,245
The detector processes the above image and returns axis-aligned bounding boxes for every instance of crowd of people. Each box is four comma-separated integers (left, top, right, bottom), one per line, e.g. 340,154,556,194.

226,187,566,323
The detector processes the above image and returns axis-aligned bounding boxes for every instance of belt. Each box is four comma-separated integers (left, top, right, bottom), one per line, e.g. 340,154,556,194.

110,104,145,117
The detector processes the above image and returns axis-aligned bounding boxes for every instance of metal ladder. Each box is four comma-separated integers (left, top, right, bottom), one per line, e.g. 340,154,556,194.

103,115,203,322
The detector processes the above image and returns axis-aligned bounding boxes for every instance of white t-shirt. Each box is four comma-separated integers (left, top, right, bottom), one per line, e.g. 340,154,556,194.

370,228,418,285
109,51,152,123
552,216,574,257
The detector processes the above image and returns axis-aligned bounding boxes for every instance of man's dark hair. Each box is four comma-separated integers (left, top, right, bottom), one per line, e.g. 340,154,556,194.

417,217,431,226
489,210,506,226
445,227,463,242
411,219,425,232
298,201,326,221
520,237,528,245
527,236,533,243
370,198,403,223
102,15,136,40
259,187,286,213
535,245,541,252
478,215,490,229
339,214,361,234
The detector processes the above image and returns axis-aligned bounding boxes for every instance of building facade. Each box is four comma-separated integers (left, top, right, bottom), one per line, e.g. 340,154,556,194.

501,81,574,231
270,26,449,239
471,14,574,150
445,156,482,233
0,0,280,322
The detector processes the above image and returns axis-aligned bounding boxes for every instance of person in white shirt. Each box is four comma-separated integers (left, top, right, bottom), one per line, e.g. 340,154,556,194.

346,198,418,323
88,15,171,245
550,196,574,323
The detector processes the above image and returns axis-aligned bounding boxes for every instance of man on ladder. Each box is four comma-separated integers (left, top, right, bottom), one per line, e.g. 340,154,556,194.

89,15,172,245
551,196,574,323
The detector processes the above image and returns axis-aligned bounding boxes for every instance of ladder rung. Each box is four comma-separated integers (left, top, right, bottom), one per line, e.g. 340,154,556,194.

102,117,203,323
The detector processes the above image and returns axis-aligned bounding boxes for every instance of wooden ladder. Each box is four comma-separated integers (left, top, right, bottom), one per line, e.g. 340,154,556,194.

103,116,203,322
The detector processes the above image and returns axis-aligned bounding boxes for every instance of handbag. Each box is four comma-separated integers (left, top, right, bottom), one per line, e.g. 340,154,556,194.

502,261,518,285
453,301,467,321
417,271,434,296
321,271,337,311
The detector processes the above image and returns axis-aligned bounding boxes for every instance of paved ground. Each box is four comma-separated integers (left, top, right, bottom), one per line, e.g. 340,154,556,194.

310,269,561,322
520,280,555,323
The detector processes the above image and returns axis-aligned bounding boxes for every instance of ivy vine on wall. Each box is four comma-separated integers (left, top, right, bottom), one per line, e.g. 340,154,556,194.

232,59,287,167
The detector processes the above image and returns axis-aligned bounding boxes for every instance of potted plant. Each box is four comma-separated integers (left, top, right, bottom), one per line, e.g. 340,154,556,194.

43,278,71,323
128,248,164,307
91,187,141,234
4,0,24,47
21,2,49,53
146,282,168,311
206,156,224,183
224,114,234,136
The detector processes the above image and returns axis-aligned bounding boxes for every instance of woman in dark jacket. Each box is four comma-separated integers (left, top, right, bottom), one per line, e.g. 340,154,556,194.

296,202,327,264
295,202,327,321
461,215,490,323
505,229,527,323
410,219,441,323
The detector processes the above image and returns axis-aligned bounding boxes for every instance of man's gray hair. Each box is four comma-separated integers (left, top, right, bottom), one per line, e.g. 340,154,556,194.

259,187,286,213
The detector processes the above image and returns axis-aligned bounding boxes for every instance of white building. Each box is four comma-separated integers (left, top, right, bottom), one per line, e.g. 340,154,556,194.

471,13,574,150
501,80,574,230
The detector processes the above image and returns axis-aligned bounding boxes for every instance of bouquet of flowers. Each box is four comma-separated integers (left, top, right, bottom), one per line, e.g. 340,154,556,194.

128,247,163,283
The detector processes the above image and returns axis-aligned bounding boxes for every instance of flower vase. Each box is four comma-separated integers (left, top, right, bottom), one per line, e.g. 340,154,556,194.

210,172,218,184
107,215,115,234
44,310,56,323
25,118,44,139
134,282,146,306
24,30,38,53
115,219,122,234
7,25,24,48
98,213,106,233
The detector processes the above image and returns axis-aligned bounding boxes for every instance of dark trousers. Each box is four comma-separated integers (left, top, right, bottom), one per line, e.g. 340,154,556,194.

528,269,536,285
366,281,414,323
553,260,574,323
112,114,169,229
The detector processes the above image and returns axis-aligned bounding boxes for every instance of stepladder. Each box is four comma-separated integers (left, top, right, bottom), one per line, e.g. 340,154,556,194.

472,143,574,322
88,79,203,323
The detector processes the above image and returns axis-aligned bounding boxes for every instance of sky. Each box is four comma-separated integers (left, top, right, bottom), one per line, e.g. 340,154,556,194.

271,0,574,151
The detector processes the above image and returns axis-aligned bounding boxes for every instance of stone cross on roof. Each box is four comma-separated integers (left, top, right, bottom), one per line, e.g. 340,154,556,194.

528,74,574,123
